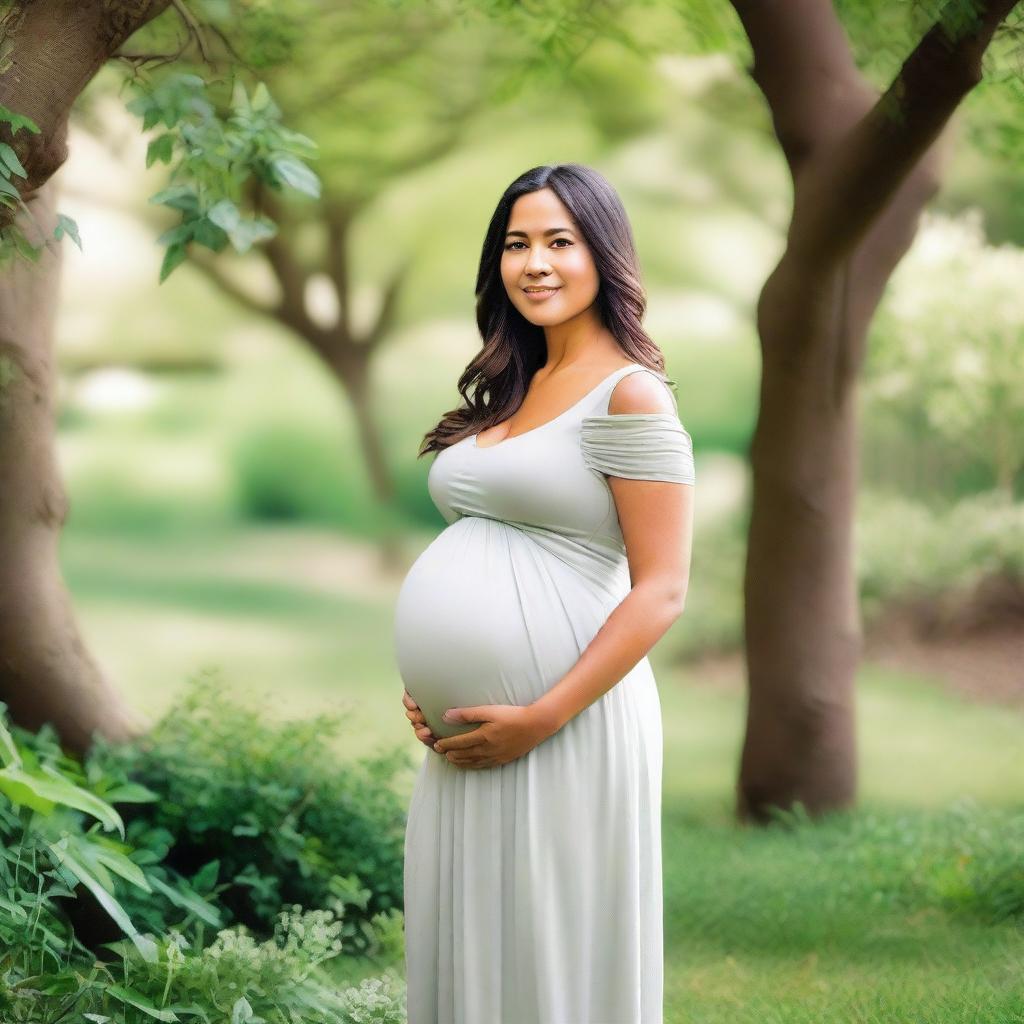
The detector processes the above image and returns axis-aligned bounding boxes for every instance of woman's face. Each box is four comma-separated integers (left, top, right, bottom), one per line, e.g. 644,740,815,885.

500,187,600,327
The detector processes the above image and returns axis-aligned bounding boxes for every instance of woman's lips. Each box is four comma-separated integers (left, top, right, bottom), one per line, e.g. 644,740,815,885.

522,287,560,302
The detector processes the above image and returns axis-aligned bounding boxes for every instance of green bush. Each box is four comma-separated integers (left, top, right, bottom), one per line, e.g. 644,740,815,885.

230,422,366,525
229,421,434,536
0,694,410,1022
669,490,1024,662
90,672,410,955
856,489,1024,625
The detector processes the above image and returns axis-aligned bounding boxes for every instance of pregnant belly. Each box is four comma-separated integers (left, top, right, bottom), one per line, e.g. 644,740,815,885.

393,517,596,740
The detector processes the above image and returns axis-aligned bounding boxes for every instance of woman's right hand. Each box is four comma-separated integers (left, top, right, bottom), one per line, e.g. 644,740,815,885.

403,688,438,748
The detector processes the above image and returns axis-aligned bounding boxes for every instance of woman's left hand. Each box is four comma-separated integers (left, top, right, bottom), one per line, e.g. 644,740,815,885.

432,704,553,769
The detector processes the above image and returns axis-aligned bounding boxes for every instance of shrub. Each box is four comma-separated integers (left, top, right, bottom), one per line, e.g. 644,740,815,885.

0,694,410,1022
89,671,410,956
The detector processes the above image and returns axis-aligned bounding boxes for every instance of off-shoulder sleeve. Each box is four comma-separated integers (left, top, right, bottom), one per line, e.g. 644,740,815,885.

580,413,695,484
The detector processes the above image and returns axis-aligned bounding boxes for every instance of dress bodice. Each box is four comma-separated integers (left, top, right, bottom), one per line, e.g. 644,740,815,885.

423,364,694,596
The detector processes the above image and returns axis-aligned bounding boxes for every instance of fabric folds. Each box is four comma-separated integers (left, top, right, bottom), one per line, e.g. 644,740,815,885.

580,413,696,485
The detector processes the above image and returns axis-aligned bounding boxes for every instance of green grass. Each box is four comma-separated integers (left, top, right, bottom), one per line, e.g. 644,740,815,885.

60,522,1024,1022
660,801,1024,1022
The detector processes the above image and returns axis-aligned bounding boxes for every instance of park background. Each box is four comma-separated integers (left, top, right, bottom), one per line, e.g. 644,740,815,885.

4,2,1023,1021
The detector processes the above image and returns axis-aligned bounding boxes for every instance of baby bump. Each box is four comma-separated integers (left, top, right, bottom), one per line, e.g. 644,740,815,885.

394,516,597,739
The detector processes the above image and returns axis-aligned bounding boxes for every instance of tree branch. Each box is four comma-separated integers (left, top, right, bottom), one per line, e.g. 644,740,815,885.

792,0,1020,265
170,0,211,65
364,256,413,351
729,0,869,171
324,200,359,333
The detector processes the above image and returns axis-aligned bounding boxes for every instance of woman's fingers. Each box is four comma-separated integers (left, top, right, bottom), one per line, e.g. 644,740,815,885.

402,690,433,744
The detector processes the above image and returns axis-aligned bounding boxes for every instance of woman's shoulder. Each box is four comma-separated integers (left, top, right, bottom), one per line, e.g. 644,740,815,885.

606,366,677,416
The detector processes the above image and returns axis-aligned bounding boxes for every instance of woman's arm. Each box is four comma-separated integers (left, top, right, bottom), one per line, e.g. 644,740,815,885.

528,371,694,737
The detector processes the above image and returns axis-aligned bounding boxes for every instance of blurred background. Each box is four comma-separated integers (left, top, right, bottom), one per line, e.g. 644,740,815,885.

30,1,1024,1016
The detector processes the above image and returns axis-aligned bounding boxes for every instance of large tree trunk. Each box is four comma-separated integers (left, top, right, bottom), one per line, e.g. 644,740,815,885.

730,0,1019,822
0,0,172,749
0,179,147,752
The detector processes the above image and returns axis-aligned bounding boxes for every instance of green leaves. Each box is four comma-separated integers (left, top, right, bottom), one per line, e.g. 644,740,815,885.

0,695,408,1021
106,984,180,1021
160,243,189,284
208,199,276,252
125,72,211,133
129,74,320,282
146,133,176,168
0,105,81,262
0,141,27,178
54,213,82,250
268,154,320,198
0,103,40,137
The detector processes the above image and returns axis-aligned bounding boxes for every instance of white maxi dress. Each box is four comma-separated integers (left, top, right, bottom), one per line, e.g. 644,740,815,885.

393,363,696,1024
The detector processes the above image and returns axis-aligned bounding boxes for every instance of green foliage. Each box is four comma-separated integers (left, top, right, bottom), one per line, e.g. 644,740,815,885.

666,487,1024,662
0,103,81,266
0,695,409,1022
855,489,1024,625
866,210,1024,496
667,500,747,661
228,422,410,537
0,704,160,963
89,673,409,956
124,73,320,282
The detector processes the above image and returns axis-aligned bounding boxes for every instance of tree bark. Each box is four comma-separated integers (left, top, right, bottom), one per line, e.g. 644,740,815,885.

0,179,148,751
0,0,172,749
729,0,1019,822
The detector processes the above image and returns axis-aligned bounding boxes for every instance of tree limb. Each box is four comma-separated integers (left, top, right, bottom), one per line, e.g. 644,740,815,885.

793,0,1020,265
324,199,358,333
729,0,868,170
169,0,211,65
365,256,413,351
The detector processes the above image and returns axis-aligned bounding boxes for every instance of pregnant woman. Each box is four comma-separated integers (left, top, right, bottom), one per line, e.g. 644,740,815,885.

394,162,695,1024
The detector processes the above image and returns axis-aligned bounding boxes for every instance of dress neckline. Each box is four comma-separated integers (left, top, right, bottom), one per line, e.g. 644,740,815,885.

472,363,642,450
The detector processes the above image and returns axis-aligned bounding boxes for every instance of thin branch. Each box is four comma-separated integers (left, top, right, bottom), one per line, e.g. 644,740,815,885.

365,257,413,351
170,0,212,65
112,26,190,73
324,200,360,333
204,21,258,76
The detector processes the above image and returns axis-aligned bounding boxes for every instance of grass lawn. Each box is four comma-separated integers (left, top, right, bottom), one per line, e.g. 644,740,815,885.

63,524,1024,1022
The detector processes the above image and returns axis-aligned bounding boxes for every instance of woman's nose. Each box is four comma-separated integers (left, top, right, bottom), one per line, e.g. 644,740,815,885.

525,248,551,273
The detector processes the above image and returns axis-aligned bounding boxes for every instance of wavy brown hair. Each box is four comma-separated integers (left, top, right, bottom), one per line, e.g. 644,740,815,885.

419,163,675,456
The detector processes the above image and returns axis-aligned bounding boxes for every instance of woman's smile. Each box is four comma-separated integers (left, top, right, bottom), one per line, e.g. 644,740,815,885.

522,286,561,301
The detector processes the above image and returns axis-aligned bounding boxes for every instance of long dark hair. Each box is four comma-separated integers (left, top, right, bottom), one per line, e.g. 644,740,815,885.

420,163,674,456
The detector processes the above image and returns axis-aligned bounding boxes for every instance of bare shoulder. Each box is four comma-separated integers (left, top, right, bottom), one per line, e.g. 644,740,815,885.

607,367,677,416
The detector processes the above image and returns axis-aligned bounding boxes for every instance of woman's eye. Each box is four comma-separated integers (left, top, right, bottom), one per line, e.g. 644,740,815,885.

504,239,572,250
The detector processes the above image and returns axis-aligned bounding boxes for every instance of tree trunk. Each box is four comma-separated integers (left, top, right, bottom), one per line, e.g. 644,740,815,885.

0,179,147,752
0,0,173,748
729,0,1019,822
